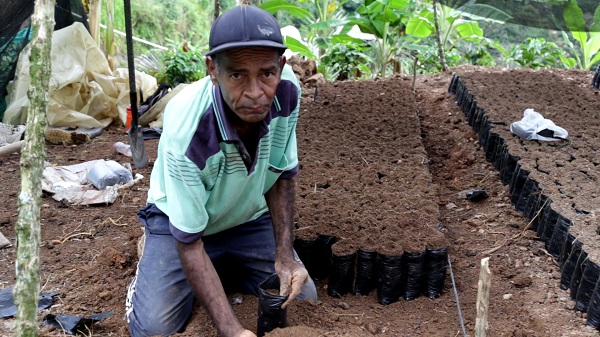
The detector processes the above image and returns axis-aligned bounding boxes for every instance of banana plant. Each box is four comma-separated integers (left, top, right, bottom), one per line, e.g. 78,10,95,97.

562,0,600,70
347,0,413,77
405,1,508,69
259,0,350,59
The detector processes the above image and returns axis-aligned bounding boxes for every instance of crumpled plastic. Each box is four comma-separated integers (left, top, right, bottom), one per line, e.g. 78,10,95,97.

3,22,157,128
510,108,568,141
43,312,113,335
42,160,143,205
0,287,58,318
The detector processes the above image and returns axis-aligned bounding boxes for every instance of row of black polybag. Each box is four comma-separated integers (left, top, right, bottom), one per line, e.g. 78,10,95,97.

294,235,448,305
449,74,600,330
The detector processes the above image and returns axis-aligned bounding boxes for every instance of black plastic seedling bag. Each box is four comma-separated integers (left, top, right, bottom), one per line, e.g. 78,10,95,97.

559,234,576,269
501,154,520,186
541,209,560,246
516,177,538,214
571,250,589,300
402,250,426,301
293,238,315,276
311,235,336,280
576,261,600,313
257,274,288,337
561,239,582,290
328,251,356,298
424,247,448,298
376,253,403,305
547,215,572,259
484,133,500,163
354,250,378,296
510,168,529,205
586,277,600,328
533,195,551,235
448,74,459,94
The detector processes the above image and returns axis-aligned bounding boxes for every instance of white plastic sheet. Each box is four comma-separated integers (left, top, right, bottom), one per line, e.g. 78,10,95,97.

510,108,568,141
4,22,157,128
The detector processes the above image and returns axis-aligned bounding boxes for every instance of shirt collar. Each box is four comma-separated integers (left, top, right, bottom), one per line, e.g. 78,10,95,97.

211,85,278,142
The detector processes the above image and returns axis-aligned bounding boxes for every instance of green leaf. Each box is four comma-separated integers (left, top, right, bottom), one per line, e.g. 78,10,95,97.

283,36,316,59
455,21,483,38
259,0,314,20
406,10,434,38
564,0,586,34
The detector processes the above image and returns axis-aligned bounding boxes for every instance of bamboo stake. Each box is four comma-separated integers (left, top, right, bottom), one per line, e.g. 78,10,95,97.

88,0,102,44
475,257,491,337
14,0,55,336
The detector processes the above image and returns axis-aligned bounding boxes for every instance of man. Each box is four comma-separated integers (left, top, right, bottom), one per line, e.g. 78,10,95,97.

125,5,317,337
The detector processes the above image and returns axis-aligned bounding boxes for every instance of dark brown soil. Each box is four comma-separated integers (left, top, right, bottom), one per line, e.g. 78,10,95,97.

1,67,599,337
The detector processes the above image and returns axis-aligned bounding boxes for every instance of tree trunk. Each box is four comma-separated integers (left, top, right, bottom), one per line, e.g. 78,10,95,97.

214,0,221,21
14,0,55,336
88,0,102,44
432,0,447,71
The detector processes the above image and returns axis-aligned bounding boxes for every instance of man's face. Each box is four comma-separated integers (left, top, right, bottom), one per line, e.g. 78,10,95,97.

207,47,286,124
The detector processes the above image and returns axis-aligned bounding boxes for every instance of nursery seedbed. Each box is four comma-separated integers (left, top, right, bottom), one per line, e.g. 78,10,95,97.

1,68,599,336
293,77,447,302
450,67,600,329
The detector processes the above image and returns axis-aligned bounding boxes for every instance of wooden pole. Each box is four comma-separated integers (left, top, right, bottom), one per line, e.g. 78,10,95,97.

14,0,54,336
88,0,102,44
475,257,492,337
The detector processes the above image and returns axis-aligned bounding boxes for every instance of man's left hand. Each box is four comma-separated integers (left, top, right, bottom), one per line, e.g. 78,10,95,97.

275,257,308,308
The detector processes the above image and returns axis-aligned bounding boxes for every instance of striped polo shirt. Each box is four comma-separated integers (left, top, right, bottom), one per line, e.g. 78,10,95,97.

147,64,300,243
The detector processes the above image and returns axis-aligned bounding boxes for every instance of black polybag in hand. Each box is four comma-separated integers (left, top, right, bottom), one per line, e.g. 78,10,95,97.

257,273,288,337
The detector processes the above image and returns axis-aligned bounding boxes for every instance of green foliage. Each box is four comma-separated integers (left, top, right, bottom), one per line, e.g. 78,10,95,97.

349,0,411,77
507,38,575,69
562,0,600,70
99,0,211,66
156,43,206,86
321,41,372,80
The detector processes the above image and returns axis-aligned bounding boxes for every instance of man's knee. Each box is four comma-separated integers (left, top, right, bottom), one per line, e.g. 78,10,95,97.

126,286,193,337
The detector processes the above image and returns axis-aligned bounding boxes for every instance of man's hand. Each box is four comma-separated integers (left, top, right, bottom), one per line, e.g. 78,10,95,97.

237,329,257,337
276,257,308,308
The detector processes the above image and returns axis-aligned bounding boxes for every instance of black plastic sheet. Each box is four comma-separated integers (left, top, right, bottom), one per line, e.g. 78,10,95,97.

327,251,356,298
0,287,58,318
402,250,426,301
424,247,448,299
354,250,377,296
376,253,403,305
43,312,112,335
257,274,288,337
466,189,488,202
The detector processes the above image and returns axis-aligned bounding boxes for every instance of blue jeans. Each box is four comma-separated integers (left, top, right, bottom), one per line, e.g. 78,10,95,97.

125,204,317,337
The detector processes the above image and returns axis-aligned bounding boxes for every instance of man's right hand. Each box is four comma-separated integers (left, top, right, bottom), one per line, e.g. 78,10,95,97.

238,329,257,337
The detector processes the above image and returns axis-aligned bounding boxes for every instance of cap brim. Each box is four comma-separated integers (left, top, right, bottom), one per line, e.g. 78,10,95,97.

206,40,287,56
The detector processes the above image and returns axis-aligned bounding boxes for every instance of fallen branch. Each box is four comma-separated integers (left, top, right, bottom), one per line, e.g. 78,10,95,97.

51,231,93,245
102,216,127,227
0,140,25,157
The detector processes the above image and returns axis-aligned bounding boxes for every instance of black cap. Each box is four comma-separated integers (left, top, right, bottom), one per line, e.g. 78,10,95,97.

207,6,287,56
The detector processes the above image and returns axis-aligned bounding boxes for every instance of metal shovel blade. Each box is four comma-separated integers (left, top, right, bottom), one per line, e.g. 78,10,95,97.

128,124,148,168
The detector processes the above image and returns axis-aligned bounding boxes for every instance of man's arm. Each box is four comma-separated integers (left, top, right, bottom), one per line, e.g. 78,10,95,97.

265,177,308,308
177,240,255,337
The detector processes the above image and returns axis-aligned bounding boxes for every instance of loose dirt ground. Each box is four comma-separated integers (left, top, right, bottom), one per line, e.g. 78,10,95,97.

1,67,599,336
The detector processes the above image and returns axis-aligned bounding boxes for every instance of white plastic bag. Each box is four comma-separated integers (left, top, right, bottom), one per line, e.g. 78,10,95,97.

509,109,568,141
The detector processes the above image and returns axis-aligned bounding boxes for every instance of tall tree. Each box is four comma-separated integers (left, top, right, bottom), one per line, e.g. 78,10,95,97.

14,0,55,336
